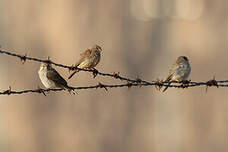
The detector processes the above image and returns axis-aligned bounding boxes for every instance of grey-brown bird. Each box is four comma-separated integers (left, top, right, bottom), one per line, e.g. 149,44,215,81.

38,63,75,93
162,56,191,92
68,45,102,79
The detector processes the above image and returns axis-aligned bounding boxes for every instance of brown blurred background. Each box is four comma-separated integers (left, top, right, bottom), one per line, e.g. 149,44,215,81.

1,0,228,152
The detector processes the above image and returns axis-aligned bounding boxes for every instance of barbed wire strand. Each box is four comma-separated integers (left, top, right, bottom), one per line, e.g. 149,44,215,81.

0,49,151,84
0,49,228,95
1,80,228,96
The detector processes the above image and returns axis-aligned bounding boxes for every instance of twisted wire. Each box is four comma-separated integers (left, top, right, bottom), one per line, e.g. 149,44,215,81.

0,49,226,95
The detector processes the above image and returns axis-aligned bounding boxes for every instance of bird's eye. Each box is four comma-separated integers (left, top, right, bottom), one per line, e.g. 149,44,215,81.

183,56,188,61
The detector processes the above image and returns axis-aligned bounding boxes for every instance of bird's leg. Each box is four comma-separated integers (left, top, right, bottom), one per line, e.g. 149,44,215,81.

155,79,163,91
92,68,98,78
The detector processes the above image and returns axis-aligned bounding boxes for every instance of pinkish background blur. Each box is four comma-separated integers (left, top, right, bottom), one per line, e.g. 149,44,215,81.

1,0,228,152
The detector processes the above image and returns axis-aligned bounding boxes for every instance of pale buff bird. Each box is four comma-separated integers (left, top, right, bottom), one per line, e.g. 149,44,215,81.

38,63,75,93
68,45,102,79
162,56,191,92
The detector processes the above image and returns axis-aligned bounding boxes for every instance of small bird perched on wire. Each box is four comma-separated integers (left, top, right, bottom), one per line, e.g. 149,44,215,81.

162,56,191,92
68,45,102,79
38,63,76,94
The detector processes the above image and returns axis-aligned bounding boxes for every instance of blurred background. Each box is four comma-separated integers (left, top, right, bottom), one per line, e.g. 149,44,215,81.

1,0,228,151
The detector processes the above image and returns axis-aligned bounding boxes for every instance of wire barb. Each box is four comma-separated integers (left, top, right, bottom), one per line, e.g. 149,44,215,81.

20,53,27,64
205,77,219,92
126,82,133,89
136,77,142,87
113,72,120,79
98,82,108,91
154,79,163,91
3,86,12,95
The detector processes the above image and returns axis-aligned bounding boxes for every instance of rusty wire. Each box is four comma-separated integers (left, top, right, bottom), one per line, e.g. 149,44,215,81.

0,49,227,95
0,80,227,96
0,49,151,83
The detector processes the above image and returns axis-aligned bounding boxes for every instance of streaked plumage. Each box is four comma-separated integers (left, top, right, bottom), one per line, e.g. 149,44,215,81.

68,45,102,79
38,63,74,91
163,56,191,92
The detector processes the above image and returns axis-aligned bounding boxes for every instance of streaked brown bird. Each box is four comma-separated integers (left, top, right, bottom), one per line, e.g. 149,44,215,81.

162,56,191,92
68,45,102,79
38,63,75,93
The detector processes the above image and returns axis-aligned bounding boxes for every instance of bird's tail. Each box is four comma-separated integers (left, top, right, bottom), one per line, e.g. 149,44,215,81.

65,85,77,94
68,70,79,79
162,82,171,92
162,76,172,92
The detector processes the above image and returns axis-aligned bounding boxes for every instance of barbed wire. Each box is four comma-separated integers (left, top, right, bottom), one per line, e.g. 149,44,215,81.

0,49,228,95
0,49,151,83
0,83,141,96
1,80,227,96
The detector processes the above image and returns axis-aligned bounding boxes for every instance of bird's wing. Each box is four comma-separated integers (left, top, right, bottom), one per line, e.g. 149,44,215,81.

75,49,92,66
165,63,183,82
164,73,173,82
164,63,176,82
80,49,92,57
46,68,67,86
173,64,186,78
